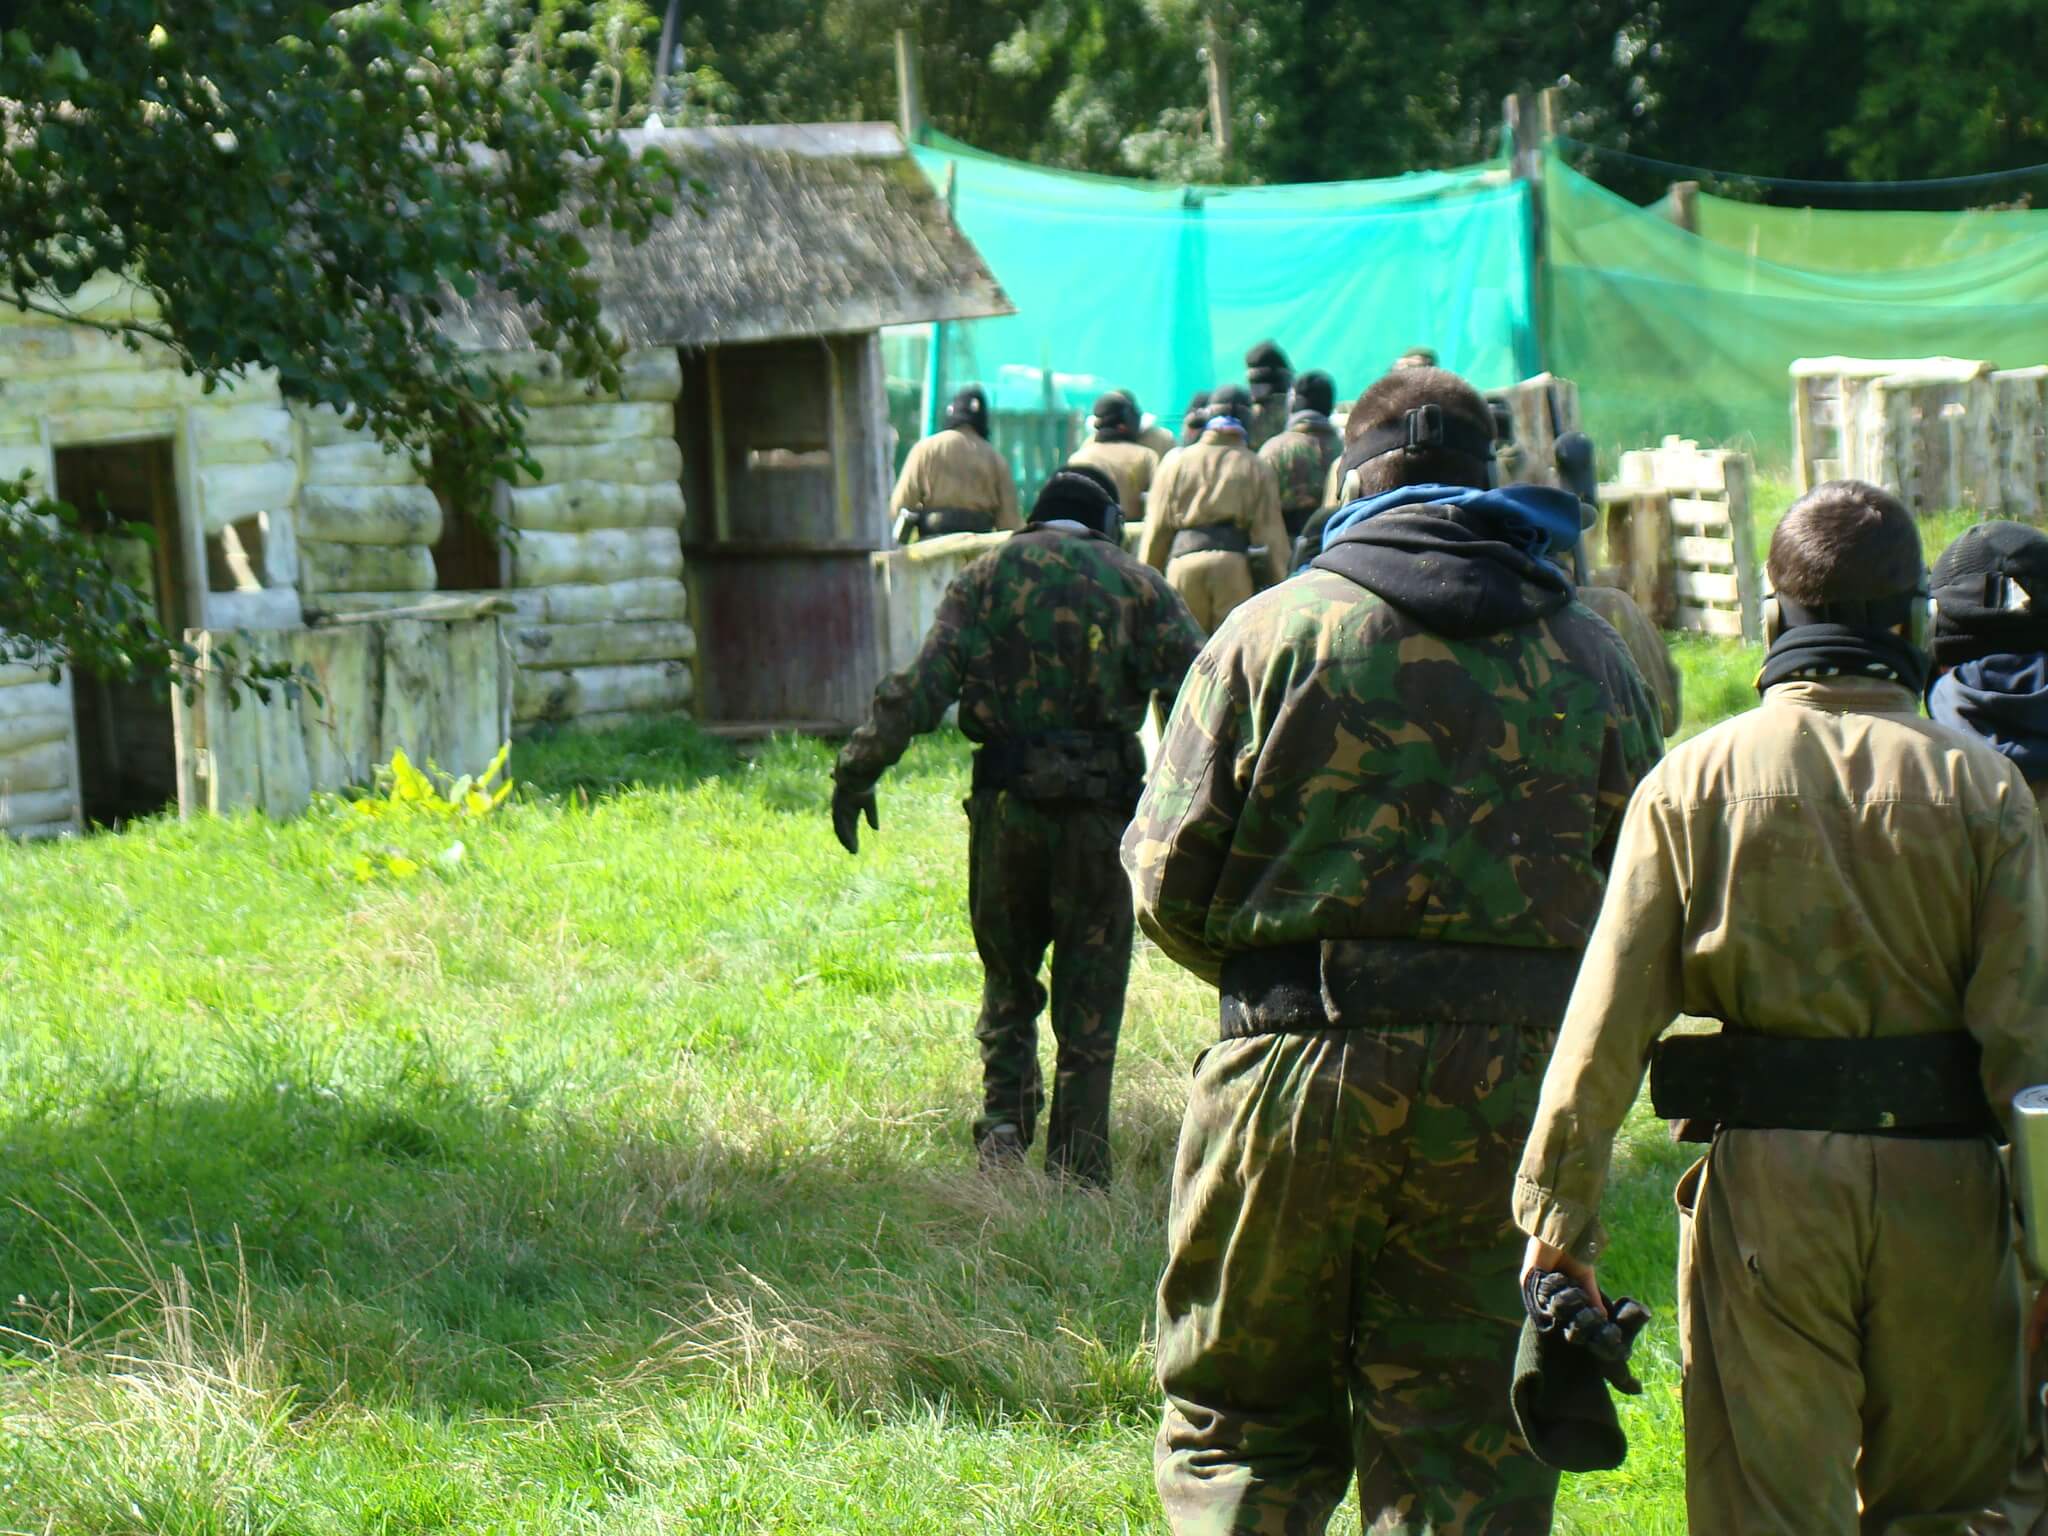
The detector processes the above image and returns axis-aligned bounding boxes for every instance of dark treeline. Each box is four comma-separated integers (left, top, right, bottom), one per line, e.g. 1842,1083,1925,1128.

642,0,2048,191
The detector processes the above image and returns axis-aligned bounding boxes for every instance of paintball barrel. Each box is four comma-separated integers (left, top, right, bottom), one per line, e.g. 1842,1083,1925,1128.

1553,431,1600,585
2012,1086,2048,1275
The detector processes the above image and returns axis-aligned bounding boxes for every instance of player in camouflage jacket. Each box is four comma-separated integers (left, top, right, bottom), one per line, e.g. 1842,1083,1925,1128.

835,466,1203,1185
1258,369,1344,541
1124,367,1663,1534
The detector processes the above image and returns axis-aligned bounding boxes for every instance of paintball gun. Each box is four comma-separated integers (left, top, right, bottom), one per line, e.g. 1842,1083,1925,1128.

1553,431,1600,586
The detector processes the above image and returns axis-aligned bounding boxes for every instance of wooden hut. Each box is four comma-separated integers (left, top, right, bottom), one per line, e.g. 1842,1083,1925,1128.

0,123,1010,835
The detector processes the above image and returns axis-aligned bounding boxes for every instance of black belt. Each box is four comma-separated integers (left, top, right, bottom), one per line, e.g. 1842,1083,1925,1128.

1170,525,1251,558
1650,1029,1996,1140
971,729,1140,805
916,507,997,537
1217,939,1583,1039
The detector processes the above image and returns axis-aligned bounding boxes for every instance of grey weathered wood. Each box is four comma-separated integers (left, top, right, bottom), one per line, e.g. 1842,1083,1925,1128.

298,484,443,545
512,658,693,724
511,619,697,669
539,577,689,624
0,785,76,826
516,437,683,487
0,739,71,794
520,402,675,445
504,480,686,533
299,540,436,594
305,440,426,487
509,527,684,587
316,595,515,626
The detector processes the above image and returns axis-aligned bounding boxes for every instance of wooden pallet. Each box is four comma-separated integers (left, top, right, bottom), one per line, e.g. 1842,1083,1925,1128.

1603,437,1761,643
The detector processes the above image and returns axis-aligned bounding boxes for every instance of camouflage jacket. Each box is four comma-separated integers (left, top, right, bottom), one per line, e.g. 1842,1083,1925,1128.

1258,411,1345,514
835,524,1204,792
1515,677,2048,1261
1123,558,1664,985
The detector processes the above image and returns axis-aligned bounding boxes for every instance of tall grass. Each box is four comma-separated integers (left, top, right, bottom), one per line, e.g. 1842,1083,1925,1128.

0,719,1708,1531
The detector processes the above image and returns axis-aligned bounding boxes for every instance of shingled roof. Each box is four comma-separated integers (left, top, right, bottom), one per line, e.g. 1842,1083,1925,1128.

437,122,1012,352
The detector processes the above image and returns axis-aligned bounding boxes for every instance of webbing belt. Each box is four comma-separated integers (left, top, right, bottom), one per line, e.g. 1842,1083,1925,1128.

1170,525,1252,559
1650,1029,1996,1140
1217,939,1582,1039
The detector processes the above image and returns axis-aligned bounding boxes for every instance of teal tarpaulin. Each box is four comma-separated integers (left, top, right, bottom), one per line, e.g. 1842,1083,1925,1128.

903,131,1536,426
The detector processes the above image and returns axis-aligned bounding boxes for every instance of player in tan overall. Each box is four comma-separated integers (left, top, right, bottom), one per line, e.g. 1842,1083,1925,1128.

1518,481,2048,1535
1139,383,1287,633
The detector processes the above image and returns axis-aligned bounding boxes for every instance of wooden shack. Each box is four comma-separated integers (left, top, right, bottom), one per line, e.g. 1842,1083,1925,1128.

0,123,1009,835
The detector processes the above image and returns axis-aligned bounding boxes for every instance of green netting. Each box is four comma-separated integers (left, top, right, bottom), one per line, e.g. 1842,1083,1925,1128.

903,131,1536,433
1546,152,2048,467
1692,193,2048,274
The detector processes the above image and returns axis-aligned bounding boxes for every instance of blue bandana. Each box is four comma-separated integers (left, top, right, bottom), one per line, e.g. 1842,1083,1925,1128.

1319,482,1584,562
1204,415,1248,437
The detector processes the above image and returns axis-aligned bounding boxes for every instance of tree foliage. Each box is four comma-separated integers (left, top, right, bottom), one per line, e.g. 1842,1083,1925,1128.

666,1,2048,190
0,1,678,681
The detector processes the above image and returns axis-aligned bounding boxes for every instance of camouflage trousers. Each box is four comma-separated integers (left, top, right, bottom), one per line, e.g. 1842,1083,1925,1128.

1155,1020,1558,1535
966,790,1135,1187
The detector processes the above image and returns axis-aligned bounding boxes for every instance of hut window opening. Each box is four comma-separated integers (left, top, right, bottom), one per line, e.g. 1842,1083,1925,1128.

206,517,268,592
53,437,185,825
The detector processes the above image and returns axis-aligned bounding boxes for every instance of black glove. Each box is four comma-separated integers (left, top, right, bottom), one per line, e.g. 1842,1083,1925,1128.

1523,1268,1651,1395
831,782,878,855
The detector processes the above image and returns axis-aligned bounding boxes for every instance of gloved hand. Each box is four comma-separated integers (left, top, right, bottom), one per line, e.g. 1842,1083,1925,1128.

831,782,879,855
1523,1268,1651,1395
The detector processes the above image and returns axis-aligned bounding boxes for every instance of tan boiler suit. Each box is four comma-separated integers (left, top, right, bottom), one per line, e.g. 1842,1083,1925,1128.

1068,435,1159,525
1516,676,2048,1536
1978,781,2048,1536
889,427,1021,532
1138,429,1287,634
1139,423,1178,461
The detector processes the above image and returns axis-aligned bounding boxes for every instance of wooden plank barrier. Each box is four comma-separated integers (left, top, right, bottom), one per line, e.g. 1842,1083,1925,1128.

1488,373,1581,490
172,612,511,819
1790,356,2033,516
1599,437,1761,643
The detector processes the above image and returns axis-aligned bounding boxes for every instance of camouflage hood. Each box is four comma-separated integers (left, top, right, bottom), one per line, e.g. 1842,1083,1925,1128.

1313,484,1577,640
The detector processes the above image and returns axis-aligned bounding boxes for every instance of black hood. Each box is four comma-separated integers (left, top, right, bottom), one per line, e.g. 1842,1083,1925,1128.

1312,507,1573,639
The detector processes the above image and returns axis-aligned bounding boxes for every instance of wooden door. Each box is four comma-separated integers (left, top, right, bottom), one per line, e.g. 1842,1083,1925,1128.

678,338,886,732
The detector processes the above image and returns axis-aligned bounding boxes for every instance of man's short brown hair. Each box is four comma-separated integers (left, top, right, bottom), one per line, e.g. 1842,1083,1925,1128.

1767,480,1923,607
1342,367,1494,496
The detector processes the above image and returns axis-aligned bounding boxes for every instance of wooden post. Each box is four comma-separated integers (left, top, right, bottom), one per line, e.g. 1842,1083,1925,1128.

1504,88,1558,380
1204,4,1233,158
706,346,730,545
893,29,924,146
921,161,956,440
1664,180,1701,233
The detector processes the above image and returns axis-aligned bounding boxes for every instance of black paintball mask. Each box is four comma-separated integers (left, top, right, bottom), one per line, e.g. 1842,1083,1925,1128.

1091,391,1138,440
1337,402,1499,500
945,386,991,439
1031,464,1124,544
1763,586,1932,651
1289,370,1336,419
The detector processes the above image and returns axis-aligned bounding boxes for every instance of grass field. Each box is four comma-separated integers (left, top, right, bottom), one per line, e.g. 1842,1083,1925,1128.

0,546,1976,1535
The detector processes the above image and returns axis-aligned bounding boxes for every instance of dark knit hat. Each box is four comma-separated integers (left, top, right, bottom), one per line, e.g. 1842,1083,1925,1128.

1290,370,1335,417
1245,338,1293,403
1930,520,2048,667
944,386,990,439
1209,383,1254,424
1091,391,1137,437
1030,464,1119,534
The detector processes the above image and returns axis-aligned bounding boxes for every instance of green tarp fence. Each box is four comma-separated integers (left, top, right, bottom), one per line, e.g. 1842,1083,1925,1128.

1545,151,2048,467
903,131,1537,436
